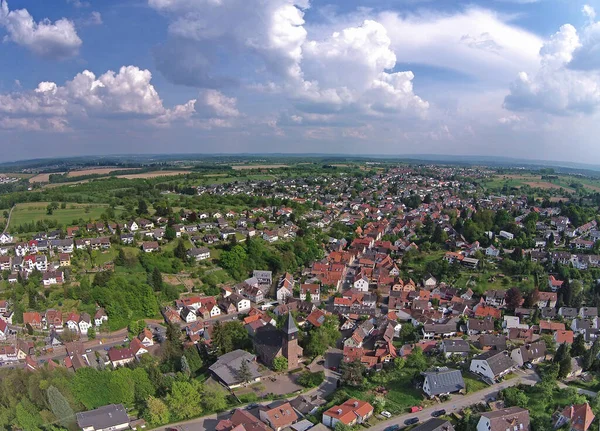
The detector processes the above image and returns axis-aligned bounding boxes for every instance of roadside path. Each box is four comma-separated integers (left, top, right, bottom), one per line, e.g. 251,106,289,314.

153,369,538,431
2,205,14,234
558,381,598,398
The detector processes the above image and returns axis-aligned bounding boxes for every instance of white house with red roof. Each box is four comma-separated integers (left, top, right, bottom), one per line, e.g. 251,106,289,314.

554,403,595,431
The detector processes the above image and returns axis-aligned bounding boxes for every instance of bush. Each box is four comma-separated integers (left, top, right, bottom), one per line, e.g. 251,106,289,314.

297,371,325,388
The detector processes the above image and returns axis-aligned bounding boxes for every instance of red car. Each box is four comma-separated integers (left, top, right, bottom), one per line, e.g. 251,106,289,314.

410,406,423,413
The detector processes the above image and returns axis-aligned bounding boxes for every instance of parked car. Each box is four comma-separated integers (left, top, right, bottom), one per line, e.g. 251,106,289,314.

85,348,92,353
525,362,533,369
383,425,400,431
381,411,392,418
410,406,423,413
246,403,259,410
432,409,446,417
405,417,420,426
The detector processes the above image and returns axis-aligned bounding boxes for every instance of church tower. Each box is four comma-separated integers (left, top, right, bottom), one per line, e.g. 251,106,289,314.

282,312,301,370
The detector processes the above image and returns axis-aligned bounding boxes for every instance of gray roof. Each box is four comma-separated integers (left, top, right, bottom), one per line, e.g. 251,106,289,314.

422,368,465,396
518,341,546,362
208,349,261,386
412,419,456,431
474,350,516,376
285,312,298,335
442,339,470,352
76,404,129,429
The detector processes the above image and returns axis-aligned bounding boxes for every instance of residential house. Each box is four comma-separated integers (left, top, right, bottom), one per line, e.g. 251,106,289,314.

94,308,108,327
553,403,595,431
555,330,574,345
107,347,136,367
476,407,530,431
485,290,506,308
549,276,564,292
534,291,557,308
78,313,92,334
42,270,64,287
142,241,159,253
300,284,320,302
259,402,298,431
76,404,130,431
442,339,470,357
322,399,374,429
467,318,495,335
187,247,211,261
510,341,546,367
470,350,516,381
421,368,465,398
23,311,42,330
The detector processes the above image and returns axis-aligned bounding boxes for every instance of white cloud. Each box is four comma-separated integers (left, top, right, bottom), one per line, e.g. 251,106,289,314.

504,13,600,115
150,0,308,85
378,8,543,84
201,89,240,118
0,66,203,131
583,5,596,22
0,0,82,59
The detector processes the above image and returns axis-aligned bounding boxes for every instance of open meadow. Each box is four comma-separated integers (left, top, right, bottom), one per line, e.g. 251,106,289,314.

8,202,119,231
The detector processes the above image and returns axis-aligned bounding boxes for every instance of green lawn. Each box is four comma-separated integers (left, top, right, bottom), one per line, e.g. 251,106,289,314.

464,373,488,393
9,202,119,232
342,372,424,415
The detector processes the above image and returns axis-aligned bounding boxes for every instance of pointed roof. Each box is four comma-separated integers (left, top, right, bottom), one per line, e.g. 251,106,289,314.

285,312,298,335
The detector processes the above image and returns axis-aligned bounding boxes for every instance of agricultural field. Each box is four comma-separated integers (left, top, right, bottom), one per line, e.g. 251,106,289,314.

231,164,289,170
8,202,118,232
486,172,600,194
29,172,65,183
116,170,192,179
66,167,139,177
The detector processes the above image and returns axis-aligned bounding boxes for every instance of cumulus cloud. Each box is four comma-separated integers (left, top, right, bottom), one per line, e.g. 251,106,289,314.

378,8,543,84
0,0,82,59
150,0,308,86
504,12,600,115
0,66,206,131
148,0,428,118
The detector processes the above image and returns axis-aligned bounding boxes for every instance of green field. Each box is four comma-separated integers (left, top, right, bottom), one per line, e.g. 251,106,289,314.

8,202,118,232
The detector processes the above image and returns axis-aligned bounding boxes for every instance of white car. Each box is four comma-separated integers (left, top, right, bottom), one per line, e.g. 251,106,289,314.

381,411,392,418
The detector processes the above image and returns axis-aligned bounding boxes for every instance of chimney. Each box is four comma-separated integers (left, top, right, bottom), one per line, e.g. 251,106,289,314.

337,409,342,415
354,401,359,407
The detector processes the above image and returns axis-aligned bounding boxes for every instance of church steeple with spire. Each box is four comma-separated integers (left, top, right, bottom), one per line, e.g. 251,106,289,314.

282,312,301,369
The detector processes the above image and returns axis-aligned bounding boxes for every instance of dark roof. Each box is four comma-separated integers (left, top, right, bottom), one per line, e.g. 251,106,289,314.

285,312,298,335
422,368,465,396
474,350,516,376
253,324,284,365
411,419,456,431
442,339,470,352
76,404,129,430
208,350,261,386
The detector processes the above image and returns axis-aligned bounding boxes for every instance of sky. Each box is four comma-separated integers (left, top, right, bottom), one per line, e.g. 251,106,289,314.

1,0,600,163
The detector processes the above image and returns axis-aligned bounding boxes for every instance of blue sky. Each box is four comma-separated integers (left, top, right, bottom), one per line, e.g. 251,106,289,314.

1,0,600,163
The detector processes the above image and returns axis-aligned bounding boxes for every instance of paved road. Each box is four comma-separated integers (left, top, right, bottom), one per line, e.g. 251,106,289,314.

558,381,597,398
153,369,340,431
368,369,540,431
